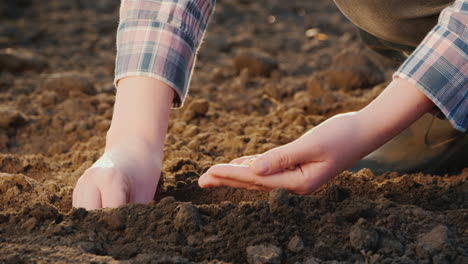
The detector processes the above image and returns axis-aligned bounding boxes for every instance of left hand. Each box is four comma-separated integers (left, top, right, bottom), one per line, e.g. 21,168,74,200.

198,113,361,194
198,154,332,195
198,77,434,194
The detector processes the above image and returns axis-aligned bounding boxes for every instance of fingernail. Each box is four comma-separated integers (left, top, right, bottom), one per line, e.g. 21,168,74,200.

252,160,269,174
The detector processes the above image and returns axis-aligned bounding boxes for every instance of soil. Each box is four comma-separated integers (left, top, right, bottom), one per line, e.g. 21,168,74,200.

0,0,467,263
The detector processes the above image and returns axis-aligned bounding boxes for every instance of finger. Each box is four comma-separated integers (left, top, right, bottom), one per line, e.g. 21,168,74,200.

229,155,260,165
100,178,129,208
198,173,256,190
302,162,339,191
251,139,322,176
91,154,129,207
206,163,324,194
253,168,312,194
131,178,158,205
72,179,102,210
205,164,259,184
207,163,313,194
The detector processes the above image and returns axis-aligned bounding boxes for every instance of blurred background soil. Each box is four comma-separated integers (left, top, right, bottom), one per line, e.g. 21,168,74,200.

0,0,466,263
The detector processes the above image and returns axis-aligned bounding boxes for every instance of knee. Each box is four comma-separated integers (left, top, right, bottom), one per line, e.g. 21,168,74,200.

333,0,452,46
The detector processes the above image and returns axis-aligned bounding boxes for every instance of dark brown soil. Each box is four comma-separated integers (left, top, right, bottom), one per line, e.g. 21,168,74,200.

0,0,466,263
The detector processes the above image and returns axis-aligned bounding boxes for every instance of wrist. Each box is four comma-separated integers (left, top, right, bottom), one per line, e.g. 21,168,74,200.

355,77,433,154
104,135,163,161
106,76,174,149
105,131,164,154
304,112,361,161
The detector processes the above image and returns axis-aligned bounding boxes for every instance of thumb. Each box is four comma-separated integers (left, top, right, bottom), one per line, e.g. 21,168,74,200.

250,139,321,175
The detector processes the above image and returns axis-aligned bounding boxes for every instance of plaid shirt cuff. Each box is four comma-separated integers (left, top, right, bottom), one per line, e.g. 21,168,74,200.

394,0,467,132
114,0,215,107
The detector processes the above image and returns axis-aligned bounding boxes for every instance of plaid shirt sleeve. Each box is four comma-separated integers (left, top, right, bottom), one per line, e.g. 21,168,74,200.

394,0,467,132
114,0,216,107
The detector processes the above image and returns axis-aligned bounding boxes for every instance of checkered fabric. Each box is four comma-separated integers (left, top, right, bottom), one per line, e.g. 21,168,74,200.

395,0,467,132
115,0,467,132
115,0,215,107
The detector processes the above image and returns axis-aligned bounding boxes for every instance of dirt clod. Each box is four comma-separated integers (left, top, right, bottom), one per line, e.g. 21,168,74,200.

42,72,97,98
21,217,37,231
416,225,451,258
187,99,210,117
0,107,26,129
246,244,283,264
101,209,126,230
234,51,278,77
108,243,138,260
303,257,322,264
287,235,304,253
26,202,60,221
0,213,8,223
68,207,88,221
325,185,351,202
349,219,380,251
52,221,74,236
174,203,202,233
268,188,289,213
307,75,327,98
0,48,47,73
326,48,385,91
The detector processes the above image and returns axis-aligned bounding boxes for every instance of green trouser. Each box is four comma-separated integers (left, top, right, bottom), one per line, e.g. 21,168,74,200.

334,0,454,61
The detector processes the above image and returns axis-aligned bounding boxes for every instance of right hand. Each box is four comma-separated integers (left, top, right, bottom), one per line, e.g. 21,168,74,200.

72,76,173,210
72,138,162,210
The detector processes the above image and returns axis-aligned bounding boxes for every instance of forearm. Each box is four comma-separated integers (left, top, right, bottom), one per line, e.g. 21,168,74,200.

355,77,433,154
302,77,433,172
106,76,174,151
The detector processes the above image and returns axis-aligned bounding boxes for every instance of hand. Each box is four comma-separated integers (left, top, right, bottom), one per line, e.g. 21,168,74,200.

73,138,162,209
198,78,434,194
72,76,173,210
198,113,361,194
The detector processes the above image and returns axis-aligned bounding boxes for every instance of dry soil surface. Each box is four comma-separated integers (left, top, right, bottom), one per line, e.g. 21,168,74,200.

0,0,467,263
